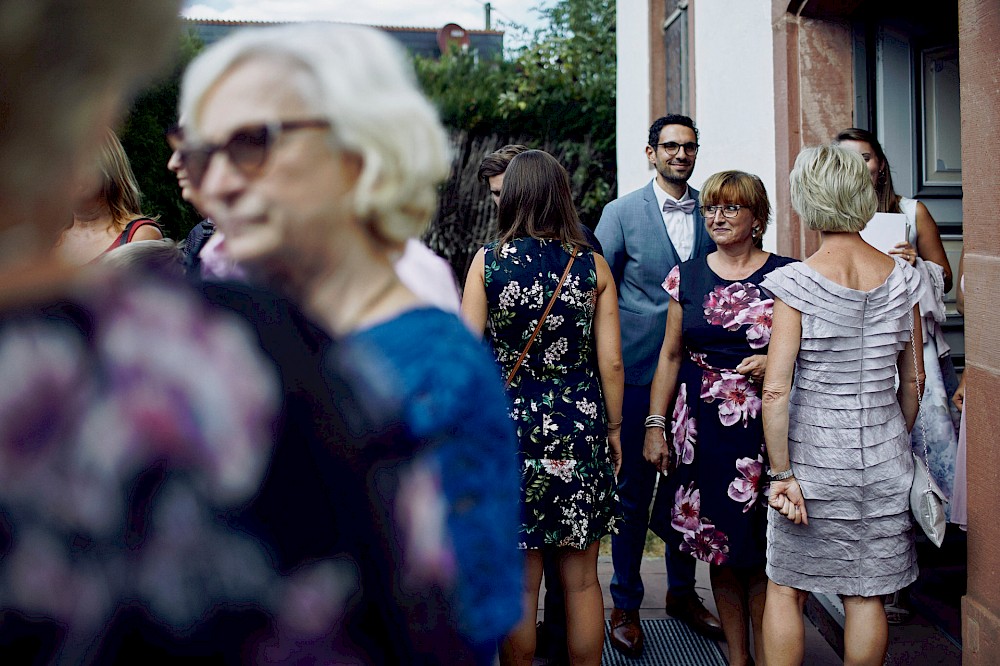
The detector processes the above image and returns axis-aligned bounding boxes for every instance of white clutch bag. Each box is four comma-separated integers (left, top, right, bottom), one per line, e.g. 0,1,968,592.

910,451,947,547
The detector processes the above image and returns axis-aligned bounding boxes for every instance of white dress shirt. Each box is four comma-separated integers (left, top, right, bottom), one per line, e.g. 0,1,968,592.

651,179,695,262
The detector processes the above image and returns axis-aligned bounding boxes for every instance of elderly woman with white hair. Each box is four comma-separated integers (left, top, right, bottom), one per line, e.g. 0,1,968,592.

177,22,522,663
759,144,925,666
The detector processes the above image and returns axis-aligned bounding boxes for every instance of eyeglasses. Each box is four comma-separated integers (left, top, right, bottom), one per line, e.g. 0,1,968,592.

178,119,331,187
700,204,744,218
656,141,700,156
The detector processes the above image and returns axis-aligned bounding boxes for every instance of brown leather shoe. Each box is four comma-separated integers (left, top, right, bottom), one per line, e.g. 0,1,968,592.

609,607,644,657
665,591,725,641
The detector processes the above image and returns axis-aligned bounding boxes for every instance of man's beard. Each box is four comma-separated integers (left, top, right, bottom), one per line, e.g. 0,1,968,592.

660,167,691,185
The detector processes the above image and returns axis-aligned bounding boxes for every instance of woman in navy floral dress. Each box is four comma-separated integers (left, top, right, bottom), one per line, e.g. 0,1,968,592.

463,150,623,666
643,171,795,666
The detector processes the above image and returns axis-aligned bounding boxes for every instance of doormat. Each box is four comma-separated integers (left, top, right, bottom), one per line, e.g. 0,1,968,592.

602,619,727,665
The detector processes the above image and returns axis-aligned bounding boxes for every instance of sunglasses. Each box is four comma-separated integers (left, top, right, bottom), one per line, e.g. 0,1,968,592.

176,119,331,188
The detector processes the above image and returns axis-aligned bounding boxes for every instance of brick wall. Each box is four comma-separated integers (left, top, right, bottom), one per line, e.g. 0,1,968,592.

958,0,1000,661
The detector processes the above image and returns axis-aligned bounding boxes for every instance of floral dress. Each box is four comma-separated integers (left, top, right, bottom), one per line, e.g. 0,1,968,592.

483,238,620,550
649,253,796,568
0,274,467,662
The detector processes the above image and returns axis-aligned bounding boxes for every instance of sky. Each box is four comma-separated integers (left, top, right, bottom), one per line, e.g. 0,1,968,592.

181,0,548,36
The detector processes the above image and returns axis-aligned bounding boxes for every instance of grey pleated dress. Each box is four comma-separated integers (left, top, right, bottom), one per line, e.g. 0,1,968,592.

760,258,923,597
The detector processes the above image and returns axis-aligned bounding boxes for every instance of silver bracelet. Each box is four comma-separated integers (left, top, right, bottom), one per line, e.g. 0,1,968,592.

644,414,667,429
768,468,794,481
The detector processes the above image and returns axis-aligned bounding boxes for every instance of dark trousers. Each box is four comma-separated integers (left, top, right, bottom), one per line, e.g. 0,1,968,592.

609,382,696,609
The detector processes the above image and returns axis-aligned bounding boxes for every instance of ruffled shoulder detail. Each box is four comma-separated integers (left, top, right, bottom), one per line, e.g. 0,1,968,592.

761,258,924,327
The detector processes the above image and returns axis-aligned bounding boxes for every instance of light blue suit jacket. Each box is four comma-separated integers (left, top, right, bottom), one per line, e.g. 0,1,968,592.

595,181,716,385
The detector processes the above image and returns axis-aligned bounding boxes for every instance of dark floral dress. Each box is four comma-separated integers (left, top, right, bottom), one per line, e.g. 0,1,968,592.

483,238,621,550
649,253,796,568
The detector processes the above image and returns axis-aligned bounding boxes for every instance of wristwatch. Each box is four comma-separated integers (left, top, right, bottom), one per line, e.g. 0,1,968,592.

768,467,794,481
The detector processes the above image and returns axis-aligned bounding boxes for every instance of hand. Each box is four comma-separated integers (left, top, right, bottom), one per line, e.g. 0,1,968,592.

608,429,622,477
891,241,917,266
736,354,767,383
643,427,670,474
768,477,808,525
952,377,966,412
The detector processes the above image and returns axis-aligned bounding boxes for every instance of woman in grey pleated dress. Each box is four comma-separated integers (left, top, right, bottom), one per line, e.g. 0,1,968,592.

758,144,925,666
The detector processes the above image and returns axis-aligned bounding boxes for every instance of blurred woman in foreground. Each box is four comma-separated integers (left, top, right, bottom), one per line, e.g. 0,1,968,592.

0,2,468,662
179,22,522,663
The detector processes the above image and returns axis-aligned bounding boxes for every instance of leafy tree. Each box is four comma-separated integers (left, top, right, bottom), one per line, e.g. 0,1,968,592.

500,0,616,158
416,0,616,283
415,0,616,230
412,46,518,135
119,31,204,242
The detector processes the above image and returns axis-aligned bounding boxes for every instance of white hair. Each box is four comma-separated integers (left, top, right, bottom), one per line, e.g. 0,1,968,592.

179,23,450,242
101,239,184,277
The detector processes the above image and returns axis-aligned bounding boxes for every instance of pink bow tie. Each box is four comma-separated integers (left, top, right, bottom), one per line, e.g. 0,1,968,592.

662,198,696,214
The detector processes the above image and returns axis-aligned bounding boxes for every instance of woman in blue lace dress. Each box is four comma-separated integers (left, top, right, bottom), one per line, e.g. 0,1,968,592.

179,23,522,663
463,150,624,666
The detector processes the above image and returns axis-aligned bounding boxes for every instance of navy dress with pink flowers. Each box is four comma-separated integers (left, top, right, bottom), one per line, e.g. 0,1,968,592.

649,253,796,568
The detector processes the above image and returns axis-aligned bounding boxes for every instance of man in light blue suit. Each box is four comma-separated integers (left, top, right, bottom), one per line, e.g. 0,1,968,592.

596,115,720,657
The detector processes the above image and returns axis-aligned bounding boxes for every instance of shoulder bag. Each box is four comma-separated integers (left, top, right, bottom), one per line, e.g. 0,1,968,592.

505,246,577,389
908,306,947,547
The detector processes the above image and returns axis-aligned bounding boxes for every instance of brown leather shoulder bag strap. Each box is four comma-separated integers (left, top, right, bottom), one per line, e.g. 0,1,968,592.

505,246,578,389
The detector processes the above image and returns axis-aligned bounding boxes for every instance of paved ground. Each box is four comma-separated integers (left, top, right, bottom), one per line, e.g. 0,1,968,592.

533,555,840,664
528,532,965,664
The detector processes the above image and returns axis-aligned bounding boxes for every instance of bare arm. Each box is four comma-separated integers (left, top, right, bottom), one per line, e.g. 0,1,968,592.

130,224,163,242
956,249,965,315
594,254,624,475
644,296,683,473
914,201,953,293
761,298,808,524
762,299,799,476
460,248,488,338
897,304,926,432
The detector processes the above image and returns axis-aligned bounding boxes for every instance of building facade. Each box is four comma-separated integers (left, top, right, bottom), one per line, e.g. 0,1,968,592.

617,1,997,662
183,18,504,60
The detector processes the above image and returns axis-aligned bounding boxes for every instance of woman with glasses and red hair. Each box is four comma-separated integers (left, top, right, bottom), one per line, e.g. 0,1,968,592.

644,171,795,666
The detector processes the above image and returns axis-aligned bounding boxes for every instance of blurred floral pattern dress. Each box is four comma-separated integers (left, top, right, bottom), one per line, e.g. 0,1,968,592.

483,238,620,550
0,275,282,652
649,254,796,567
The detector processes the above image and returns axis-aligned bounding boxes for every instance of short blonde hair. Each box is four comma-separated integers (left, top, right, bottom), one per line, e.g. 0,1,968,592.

790,144,877,233
180,23,450,244
101,239,184,277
